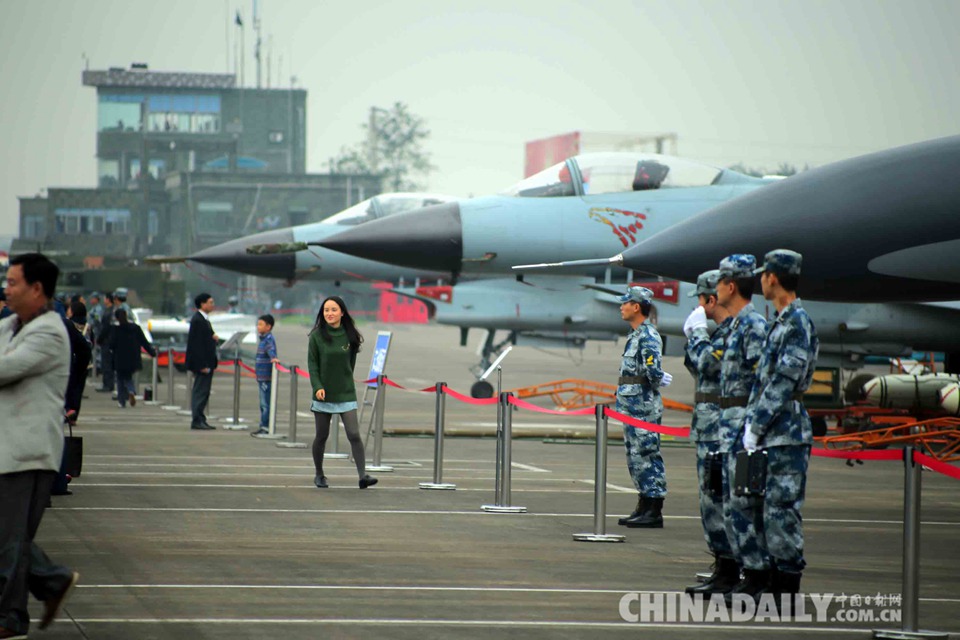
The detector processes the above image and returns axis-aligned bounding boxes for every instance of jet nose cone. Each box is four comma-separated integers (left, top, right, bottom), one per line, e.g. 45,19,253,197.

319,201,462,273
190,227,296,279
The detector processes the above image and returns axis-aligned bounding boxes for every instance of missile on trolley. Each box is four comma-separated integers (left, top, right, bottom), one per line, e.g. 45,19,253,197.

937,382,960,416
861,373,960,411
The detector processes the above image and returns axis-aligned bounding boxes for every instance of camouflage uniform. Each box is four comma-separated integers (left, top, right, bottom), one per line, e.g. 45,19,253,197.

715,256,768,569
617,313,666,498
745,251,819,575
685,315,732,556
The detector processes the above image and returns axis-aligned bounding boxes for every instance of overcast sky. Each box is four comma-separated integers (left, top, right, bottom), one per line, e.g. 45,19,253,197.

0,0,957,237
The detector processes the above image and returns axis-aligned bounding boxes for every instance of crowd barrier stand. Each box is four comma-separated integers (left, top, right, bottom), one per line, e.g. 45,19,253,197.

277,365,307,449
222,344,248,429
482,392,526,513
144,355,161,405
420,382,456,490
366,375,393,472
161,347,179,411
573,404,625,542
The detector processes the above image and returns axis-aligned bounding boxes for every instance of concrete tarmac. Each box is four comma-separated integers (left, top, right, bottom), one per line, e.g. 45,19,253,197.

35,322,960,639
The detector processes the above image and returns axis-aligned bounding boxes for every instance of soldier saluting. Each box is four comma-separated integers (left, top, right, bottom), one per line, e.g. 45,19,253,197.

743,249,818,610
615,286,672,529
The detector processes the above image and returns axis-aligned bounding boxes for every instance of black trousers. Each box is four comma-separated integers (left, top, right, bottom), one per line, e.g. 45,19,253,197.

0,470,74,634
191,370,214,426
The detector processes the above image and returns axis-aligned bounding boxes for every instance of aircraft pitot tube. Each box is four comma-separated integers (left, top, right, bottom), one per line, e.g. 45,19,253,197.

861,373,960,411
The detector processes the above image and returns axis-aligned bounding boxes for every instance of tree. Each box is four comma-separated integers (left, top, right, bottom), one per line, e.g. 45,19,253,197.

331,102,434,192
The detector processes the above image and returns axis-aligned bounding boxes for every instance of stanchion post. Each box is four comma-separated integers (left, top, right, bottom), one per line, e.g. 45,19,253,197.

482,392,526,513
366,375,394,472
873,446,947,639
222,345,248,429
325,413,348,459
494,367,503,505
278,366,307,449
145,354,161,405
421,383,455,490
161,347,180,410
574,405,625,542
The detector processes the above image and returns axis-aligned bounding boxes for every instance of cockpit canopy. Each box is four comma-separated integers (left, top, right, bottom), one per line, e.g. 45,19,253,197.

499,152,726,198
324,193,458,226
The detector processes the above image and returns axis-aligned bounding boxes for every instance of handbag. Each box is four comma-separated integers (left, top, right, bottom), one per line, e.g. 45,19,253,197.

63,422,83,478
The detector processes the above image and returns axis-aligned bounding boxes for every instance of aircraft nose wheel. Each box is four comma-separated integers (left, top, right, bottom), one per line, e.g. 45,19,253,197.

471,380,494,398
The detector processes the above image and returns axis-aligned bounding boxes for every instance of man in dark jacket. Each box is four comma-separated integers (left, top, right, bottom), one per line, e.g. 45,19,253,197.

185,293,218,430
109,309,156,408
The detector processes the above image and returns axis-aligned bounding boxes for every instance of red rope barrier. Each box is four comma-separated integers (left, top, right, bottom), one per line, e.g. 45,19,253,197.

914,452,960,481
809,448,902,461
443,386,499,406
507,396,595,416
603,407,692,438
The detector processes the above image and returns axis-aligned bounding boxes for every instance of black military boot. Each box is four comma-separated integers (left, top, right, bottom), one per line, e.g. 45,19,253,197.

623,497,663,528
618,495,646,526
772,570,802,617
686,555,740,595
724,568,770,607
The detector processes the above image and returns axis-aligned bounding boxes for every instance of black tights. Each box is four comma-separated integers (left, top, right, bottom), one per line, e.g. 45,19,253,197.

313,410,365,478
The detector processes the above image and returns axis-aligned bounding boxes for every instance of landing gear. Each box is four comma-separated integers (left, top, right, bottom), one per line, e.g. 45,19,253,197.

468,329,517,398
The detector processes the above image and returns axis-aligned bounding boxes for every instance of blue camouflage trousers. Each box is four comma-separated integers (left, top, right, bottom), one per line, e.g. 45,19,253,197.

620,421,666,498
696,440,732,557
725,445,810,572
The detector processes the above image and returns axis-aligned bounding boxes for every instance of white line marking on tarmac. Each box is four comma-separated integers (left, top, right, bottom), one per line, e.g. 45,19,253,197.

67,483,598,493
52,618,916,634
581,479,635,494
511,462,550,472
49,504,960,526
70,584,960,605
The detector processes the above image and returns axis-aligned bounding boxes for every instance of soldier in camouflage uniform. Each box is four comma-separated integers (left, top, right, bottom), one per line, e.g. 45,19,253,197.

743,250,818,606
682,270,739,595
615,286,671,528
712,255,770,603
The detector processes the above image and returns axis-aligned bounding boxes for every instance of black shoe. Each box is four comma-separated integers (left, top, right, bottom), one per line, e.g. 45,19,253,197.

95,387,112,393
725,568,771,608
51,489,73,496
623,497,664,528
201,421,216,429
359,475,378,489
190,424,215,430
618,495,644,526
39,571,79,630
772,570,803,616
314,475,329,488
686,555,740,595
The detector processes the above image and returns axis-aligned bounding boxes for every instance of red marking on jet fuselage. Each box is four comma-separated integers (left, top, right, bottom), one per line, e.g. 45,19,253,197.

589,207,647,247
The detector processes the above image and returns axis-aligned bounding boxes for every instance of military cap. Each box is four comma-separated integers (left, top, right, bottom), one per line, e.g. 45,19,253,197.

754,249,802,276
718,254,757,280
114,287,128,299
688,269,720,297
617,285,654,304
88,291,101,299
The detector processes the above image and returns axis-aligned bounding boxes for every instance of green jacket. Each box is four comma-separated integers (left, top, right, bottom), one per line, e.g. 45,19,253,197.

307,326,358,403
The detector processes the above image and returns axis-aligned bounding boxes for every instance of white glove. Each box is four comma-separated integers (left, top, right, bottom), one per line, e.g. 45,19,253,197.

742,422,759,451
683,306,708,338
660,371,673,387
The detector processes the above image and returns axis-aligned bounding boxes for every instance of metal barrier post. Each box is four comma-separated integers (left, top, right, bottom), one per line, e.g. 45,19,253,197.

222,345,248,429
574,405,625,542
161,347,180,410
482,392,526,513
873,447,946,639
367,375,393,472
325,414,348,459
421,383,455,490
278,366,307,449
144,354,161,405
494,366,503,505
256,362,286,440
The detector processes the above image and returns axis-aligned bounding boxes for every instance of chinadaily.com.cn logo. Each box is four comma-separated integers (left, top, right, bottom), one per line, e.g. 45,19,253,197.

618,592,903,624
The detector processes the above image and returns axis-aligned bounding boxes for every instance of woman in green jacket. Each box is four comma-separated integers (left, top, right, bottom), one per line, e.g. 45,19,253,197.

308,296,377,489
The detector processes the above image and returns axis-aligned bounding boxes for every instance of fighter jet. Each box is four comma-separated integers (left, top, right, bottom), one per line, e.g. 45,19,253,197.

172,193,458,284
608,136,960,302
395,275,960,397
317,153,778,280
